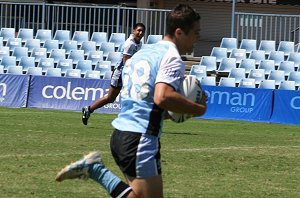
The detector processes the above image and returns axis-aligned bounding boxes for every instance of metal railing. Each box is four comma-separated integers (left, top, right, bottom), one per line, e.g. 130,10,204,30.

0,1,170,39
233,12,300,45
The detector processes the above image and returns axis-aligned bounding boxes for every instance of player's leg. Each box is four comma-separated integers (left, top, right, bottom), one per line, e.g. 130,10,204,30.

110,130,163,198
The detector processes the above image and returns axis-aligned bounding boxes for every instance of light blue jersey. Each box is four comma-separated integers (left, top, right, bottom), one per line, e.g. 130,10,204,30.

112,41,185,137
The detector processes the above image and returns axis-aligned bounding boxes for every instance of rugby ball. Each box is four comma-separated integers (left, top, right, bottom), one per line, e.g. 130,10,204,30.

168,75,203,123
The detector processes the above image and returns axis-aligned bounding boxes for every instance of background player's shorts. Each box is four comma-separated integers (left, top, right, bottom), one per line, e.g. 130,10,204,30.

110,62,123,89
110,129,161,178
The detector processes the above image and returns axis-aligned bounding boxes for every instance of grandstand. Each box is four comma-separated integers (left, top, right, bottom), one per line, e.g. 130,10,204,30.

1,1,300,125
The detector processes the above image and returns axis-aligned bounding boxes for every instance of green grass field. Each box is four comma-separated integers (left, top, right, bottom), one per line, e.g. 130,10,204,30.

0,107,299,198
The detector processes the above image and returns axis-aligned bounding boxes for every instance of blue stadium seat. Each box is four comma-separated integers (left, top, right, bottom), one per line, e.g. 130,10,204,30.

6,38,22,52
0,37,3,47
91,32,107,48
210,47,228,63
238,78,256,88
0,65,4,74
189,65,207,80
238,58,256,75
43,39,59,55
80,41,96,56
258,80,276,89
268,51,285,67
35,29,52,45
45,68,62,77
84,70,101,79
87,50,103,66
258,40,276,57
278,61,295,77
239,39,257,55
56,59,73,75
200,56,217,72
103,70,112,79
229,48,247,64
287,52,300,69
220,37,237,54
106,51,122,68
219,77,236,87
258,60,275,76
0,46,10,60
72,31,89,46
17,28,34,44
217,57,236,74
26,67,42,76
67,49,85,65
228,67,246,84
267,70,285,86
100,42,115,59
287,71,300,87
146,34,163,44
277,41,295,56
65,69,81,78
278,80,295,90
108,33,125,49
31,48,47,63
249,50,266,65
37,58,55,73
248,69,265,85
25,39,41,55
0,28,15,44
49,49,66,64
7,66,23,75
53,30,71,46
200,76,216,86
12,47,29,62
19,57,36,73
0,56,16,72
75,60,92,75
94,60,112,77
62,40,78,55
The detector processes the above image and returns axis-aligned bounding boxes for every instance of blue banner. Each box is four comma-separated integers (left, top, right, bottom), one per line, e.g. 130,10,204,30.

201,86,273,122
270,90,300,125
0,74,29,107
27,76,121,113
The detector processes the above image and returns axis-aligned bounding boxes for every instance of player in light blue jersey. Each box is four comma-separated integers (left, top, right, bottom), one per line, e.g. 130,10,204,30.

56,4,207,198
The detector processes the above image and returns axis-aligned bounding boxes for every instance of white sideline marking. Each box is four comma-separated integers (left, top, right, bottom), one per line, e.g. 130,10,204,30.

0,146,299,159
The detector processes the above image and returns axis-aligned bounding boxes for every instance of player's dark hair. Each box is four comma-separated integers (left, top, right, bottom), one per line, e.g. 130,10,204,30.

166,4,200,36
133,23,145,30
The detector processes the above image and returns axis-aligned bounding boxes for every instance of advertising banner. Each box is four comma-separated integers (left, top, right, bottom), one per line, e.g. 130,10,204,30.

27,76,121,113
270,90,300,125
201,86,273,122
0,74,29,107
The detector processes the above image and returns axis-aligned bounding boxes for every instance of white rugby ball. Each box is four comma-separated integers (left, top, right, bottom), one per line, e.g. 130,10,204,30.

168,75,203,123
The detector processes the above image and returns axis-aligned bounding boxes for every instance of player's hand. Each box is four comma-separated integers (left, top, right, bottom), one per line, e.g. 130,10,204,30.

82,106,93,125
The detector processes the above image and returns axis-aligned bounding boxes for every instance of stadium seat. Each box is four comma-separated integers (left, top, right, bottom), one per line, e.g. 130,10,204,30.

84,70,101,79
0,56,17,71
217,57,236,75
210,47,228,63
87,51,104,66
72,31,89,46
229,48,247,64
248,69,265,85
200,76,216,86
277,61,295,77
277,41,295,56
218,77,236,87
267,70,285,86
49,49,66,64
228,67,246,84
106,51,122,68
249,50,266,65
25,39,41,55
189,65,207,80
258,60,275,76
287,52,300,69
37,58,55,73
239,39,257,55
7,66,23,75
287,71,300,87
99,42,115,59
199,56,217,72
53,30,71,46
56,59,73,75
94,60,112,77
146,34,163,44
238,78,256,88
220,37,237,54
26,67,42,76
108,33,125,49
75,60,92,75
35,29,52,45
80,41,96,56
67,50,85,65
43,39,59,55
268,51,285,67
62,40,78,55
278,80,296,90
12,47,29,62
258,80,276,89
6,38,22,52
45,68,62,77
103,70,112,79
258,40,276,57
0,46,10,60
65,69,81,78
17,28,34,44
91,32,107,48
0,28,15,44
238,58,256,75
0,37,3,47
19,57,36,73
31,48,47,63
